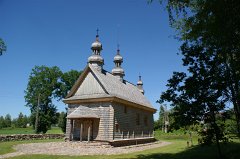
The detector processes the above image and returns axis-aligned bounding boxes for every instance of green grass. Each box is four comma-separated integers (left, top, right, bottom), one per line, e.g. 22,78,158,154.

45,127,63,134
154,130,199,141
0,127,34,135
1,130,240,159
0,127,63,135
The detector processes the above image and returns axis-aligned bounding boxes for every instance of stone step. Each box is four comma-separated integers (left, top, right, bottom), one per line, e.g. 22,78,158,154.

67,141,112,148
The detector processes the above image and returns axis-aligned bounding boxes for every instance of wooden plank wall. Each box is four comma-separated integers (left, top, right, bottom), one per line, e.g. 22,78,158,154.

113,103,154,139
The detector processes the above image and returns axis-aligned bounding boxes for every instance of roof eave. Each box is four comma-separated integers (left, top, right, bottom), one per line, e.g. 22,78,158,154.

67,116,99,119
63,96,156,113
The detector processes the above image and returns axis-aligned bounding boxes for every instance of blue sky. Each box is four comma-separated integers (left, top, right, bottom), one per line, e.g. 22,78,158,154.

0,0,184,120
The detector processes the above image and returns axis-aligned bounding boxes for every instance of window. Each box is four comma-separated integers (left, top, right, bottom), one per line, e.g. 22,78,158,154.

136,113,140,125
144,116,148,126
124,106,127,113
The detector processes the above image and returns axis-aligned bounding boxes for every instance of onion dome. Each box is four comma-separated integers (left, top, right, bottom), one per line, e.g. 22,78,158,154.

88,54,104,64
91,35,102,51
88,34,104,71
112,49,125,82
112,67,124,74
137,78,143,85
114,50,123,62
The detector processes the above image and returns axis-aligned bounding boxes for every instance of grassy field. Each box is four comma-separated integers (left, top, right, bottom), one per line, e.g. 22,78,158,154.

0,130,240,159
0,127,63,135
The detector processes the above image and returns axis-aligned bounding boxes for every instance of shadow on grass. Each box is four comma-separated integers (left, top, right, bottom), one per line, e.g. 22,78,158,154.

135,142,240,159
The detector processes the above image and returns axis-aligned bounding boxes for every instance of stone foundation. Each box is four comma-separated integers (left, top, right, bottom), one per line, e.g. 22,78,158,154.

0,134,65,142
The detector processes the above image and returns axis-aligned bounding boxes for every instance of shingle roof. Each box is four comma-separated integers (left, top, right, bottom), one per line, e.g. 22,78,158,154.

64,64,155,110
67,105,99,119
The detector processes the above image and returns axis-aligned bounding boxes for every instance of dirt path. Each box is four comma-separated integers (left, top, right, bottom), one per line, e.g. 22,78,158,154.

0,141,171,158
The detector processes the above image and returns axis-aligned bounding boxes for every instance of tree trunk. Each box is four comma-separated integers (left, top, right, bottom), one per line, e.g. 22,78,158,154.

211,110,223,159
35,94,40,134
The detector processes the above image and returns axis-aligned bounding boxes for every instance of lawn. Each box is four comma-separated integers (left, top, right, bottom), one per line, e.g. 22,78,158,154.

1,130,240,159
0,127,63,135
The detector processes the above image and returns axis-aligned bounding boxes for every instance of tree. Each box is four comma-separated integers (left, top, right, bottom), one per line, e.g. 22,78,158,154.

56,70,82,100
0,38,7,56
152,0,240,158
25,65,62,133
0,116,6,129
16,112,29,128
58,111,67,133
4,114,12,127
154,0,240,134
55,70,82,133
224,109,238,134
16,112,24,128
25,65,82,133
158,104,165,130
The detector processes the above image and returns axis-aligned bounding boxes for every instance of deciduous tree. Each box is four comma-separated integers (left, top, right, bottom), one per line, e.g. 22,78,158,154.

25,66,82,133
56,70,82,100
58,111,67,133
4,114,11,127
153,0,240,158
25,65,62,133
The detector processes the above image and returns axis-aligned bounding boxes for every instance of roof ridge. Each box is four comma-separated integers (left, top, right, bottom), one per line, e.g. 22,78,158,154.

101,68,137,87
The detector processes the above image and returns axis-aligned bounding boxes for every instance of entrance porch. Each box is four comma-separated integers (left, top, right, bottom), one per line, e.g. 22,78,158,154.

66,106,100,142
69,118,99,142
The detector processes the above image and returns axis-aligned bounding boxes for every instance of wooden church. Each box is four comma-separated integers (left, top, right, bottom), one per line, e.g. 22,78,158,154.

63,33,156,146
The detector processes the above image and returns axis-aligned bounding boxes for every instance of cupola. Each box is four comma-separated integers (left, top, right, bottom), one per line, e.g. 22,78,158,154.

112,47,125,82
137,75,144,94
88,31,104,71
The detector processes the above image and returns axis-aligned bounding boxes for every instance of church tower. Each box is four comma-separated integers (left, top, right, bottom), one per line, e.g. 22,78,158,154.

137,75,144,94
112,46,125,82
88,32,104,71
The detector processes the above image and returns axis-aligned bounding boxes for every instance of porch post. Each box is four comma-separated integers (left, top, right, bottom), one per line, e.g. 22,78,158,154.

87,124,91,142
69,119,73,141
80,121,83,142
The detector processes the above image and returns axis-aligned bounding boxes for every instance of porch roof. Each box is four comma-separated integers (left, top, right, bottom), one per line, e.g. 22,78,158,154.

67,106,99,119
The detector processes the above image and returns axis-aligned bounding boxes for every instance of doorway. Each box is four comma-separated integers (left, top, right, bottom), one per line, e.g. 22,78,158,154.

82,119,93,141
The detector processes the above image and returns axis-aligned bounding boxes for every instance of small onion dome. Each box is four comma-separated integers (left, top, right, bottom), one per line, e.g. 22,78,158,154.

137,80,143,85
137,76,143,85
114,50,123,62
88,54,104,63
137,75,144,94
91,36,102,50
112,67,125,75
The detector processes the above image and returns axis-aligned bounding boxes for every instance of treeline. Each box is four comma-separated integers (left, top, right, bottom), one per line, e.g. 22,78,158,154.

0,111,67,132
154,107,238,135
0,113,30,129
